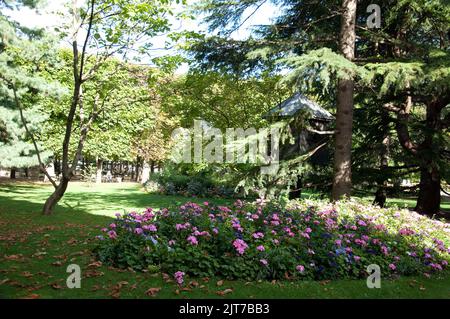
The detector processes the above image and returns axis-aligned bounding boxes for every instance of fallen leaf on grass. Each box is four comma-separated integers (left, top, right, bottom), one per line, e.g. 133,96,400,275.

51,283,64,290
87,261,102,268
31,251,47,258
51,261,63,267
216,280,224,287
21,271,33,278
320,280,331,286
145,287,161,297
216,288,233,296
66,238,78,245
84,270,104,278
4,254,23,260
0,278,10,285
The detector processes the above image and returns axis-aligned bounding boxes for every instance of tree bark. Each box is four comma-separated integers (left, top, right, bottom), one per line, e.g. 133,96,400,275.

43,177,69,215
96,157,103,184
415,101,443,216
415,165,440,216
373,109,390,207
10,168,16,179
332,0,357,200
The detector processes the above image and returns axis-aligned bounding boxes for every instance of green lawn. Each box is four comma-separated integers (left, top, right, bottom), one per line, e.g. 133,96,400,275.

0,182,449,299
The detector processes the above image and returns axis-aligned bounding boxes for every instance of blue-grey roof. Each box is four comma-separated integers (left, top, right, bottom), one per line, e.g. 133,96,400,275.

267,93,334,121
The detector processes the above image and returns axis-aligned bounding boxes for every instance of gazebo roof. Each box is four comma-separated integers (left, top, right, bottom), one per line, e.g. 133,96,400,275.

266,93,334,121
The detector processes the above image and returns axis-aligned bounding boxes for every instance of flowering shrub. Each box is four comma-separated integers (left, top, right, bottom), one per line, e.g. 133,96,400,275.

94,199,450,281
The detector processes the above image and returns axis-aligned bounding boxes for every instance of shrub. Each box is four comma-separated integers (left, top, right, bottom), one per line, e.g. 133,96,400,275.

94,199,450,281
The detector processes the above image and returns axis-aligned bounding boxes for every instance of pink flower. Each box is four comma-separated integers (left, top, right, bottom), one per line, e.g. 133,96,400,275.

134,228,143,235
335,239,342,246
109,223,116,229
232,239,248,255
168,240,176,246
296,265,305,273
354,256,361,262
260,259,268,266
256,245,265,252
107,230,117,239
389,263,396,271
357,220,367,227
252,232,264,239
187,236,198,245
143,224,157,232
174,271,185,285
212,228,219,235
203,201,209,206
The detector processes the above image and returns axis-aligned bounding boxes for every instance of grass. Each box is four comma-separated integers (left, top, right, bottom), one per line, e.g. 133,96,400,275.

0,182,449,299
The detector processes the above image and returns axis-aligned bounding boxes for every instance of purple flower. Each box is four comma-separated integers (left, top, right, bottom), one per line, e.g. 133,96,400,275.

134,228,143,235
232,239,248,255
143,224,157,232
389,263,396,271
256,245,265,252
107,230,117,239
187,235,198,245
174,271,185,285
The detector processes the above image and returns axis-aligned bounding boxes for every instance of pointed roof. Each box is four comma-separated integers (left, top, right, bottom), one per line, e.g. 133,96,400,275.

266,93,334,121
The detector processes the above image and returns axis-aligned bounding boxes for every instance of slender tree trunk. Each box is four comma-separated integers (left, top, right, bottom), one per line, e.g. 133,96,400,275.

96,157,103,184
150,160,155,174
43,177,70,215
134,157,141,182
10,168,16,179
332,0,357,200
373,110,390,207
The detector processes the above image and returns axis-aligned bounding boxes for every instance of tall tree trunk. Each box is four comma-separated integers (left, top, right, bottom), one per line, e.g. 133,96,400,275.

96,157,103,184
134,157,141,182
332,0,357,200
10,168,16,179
415,101,442,216
43,177,69,215
415,165,440,216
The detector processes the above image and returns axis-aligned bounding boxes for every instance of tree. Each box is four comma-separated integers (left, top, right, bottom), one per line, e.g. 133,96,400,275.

331,0,357,200
0,0,60,179
37,0,176,215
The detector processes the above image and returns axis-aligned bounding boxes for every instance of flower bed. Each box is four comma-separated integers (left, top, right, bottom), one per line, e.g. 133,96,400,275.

94,199,450,281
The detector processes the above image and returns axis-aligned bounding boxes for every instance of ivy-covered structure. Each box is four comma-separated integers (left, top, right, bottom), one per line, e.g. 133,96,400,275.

265,92,334,198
